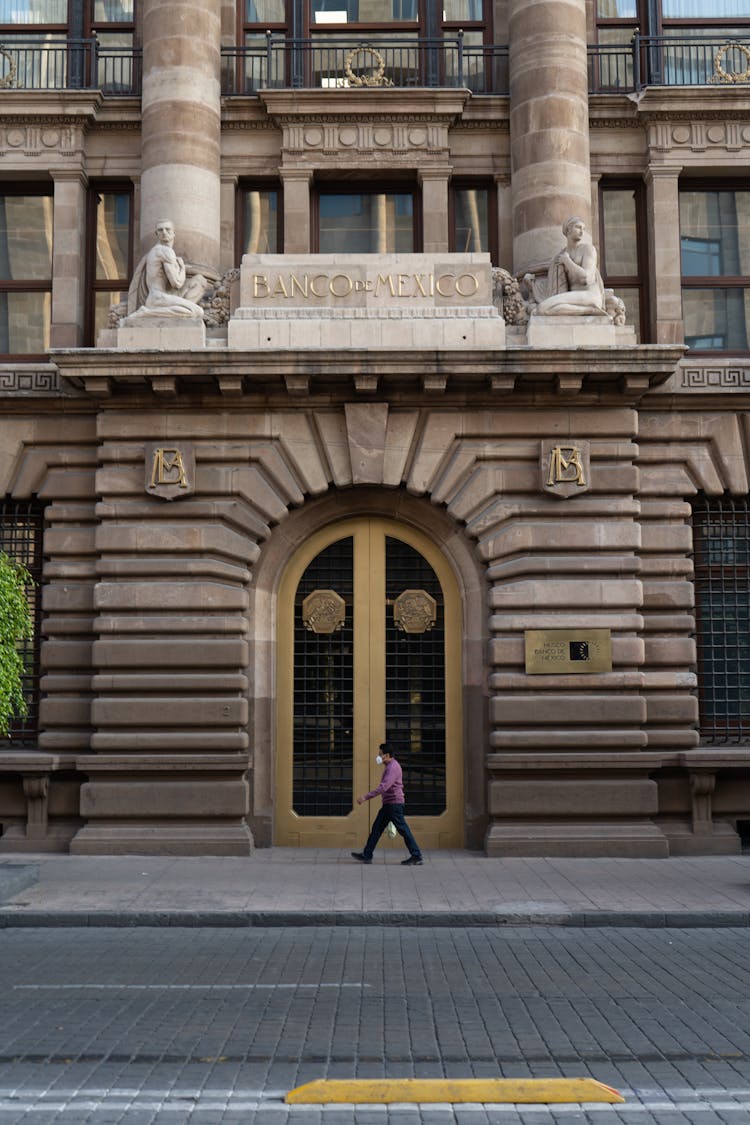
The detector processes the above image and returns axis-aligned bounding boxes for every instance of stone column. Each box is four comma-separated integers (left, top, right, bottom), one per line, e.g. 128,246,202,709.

50,171,87,348
645,165,684,344
419,169,451,254
281,170,312,253
140,0,221,271
509,0,592,275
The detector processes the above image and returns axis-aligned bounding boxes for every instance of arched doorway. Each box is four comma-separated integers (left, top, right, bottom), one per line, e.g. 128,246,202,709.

275,517,463,848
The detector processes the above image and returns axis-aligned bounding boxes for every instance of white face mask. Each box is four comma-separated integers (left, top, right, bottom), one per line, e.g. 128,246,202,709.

375,755,383,765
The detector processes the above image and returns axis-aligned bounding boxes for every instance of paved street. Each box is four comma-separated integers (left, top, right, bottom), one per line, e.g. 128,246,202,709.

1,926,750,1123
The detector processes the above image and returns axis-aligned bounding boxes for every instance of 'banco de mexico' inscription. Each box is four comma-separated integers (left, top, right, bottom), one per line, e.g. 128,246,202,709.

237,254,494,310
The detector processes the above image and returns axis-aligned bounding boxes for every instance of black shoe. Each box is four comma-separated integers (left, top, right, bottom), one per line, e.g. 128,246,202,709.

351,852,372,864
401,856,423,866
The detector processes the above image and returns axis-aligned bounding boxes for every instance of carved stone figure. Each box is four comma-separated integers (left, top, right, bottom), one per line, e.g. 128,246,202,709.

529,217,608,317
127,220,213,319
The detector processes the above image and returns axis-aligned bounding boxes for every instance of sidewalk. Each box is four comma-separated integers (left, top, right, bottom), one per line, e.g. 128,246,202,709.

3,849,750,926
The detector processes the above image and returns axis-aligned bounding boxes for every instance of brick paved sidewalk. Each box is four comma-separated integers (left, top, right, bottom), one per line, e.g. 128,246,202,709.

3,849,750,926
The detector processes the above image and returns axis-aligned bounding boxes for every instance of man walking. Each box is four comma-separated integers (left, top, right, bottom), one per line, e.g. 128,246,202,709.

351,743,423,866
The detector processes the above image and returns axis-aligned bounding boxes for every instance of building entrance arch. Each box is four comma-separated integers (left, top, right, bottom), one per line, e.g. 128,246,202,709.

275,516,464,848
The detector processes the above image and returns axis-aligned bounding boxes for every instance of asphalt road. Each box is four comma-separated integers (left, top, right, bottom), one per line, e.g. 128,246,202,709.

1,926,750,1123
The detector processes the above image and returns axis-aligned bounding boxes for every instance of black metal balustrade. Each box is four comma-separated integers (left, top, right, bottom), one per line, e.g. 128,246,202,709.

589,34,750,93
221,34,509,95
0,38,141,94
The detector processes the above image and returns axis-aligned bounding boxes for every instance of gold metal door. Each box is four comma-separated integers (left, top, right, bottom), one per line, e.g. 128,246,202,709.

275,518,463,848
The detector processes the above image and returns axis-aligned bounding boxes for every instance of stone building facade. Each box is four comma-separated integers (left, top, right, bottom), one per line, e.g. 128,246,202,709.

1,0,750,857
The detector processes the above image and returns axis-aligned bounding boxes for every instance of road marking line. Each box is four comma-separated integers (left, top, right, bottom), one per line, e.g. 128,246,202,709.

285,1079,625,1104
13,982,368,990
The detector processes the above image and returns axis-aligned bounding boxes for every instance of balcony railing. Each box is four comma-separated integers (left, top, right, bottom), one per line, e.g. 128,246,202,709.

589,34,750,92
221,34,509,95
0,38,141,94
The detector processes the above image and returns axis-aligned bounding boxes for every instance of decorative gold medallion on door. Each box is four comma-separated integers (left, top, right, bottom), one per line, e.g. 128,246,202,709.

276,518,463,849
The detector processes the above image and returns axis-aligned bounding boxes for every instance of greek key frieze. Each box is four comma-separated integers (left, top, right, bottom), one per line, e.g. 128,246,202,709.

681,366,750,390
0,368,63,395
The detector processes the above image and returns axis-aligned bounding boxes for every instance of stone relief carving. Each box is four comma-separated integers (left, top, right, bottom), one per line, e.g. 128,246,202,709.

491,267,528,326
127,220,215,319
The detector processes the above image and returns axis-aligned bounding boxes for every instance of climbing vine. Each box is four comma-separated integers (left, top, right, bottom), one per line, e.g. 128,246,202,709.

0,550,33,737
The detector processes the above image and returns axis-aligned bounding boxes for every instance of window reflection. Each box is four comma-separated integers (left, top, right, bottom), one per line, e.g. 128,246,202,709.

453,187,489,254
683,288,750,351
242,188,280,255
0,195,52,280
95,192,130,280
89,186,132,346
318,191,414,253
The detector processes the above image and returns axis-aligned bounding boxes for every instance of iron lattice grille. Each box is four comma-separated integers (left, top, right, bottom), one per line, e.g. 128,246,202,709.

693,494,750,744
0,498,43,746
385,537,446,815
292,537,354,816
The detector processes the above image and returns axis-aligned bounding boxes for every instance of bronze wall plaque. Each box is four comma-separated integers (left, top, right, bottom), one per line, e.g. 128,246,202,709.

525,628,612,674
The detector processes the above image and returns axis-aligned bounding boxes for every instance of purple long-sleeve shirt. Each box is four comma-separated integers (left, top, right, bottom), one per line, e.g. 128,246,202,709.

365,758,405,806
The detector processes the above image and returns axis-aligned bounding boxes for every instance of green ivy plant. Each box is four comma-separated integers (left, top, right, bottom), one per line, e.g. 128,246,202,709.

0,550,33,738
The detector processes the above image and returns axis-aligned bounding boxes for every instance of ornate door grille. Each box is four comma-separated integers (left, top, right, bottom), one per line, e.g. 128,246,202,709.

693,493,750,744
0,497,43,745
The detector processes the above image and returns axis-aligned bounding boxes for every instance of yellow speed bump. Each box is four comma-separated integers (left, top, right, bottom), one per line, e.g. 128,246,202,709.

285,1078,624,1104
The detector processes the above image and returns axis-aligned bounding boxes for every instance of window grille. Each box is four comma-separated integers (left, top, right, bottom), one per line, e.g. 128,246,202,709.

0,498,43,745
693,494,750,744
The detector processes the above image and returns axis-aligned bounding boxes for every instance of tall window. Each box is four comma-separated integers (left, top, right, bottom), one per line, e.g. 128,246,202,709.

0,498,44,747
599,181,647,342
0,189,53,357
0,0,135,91
90,0,136,93
450,182,496,261
86,184,132,345
680,185,750,352
239,184,282,256
594,1,750,87
316,187,416,253
237,1,492,91
693,494,750,744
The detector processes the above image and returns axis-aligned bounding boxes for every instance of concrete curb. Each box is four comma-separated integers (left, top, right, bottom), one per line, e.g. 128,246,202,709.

1,908,749,927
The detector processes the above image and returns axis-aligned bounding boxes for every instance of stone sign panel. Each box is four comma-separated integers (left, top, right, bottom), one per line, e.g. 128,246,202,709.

237,253,494,311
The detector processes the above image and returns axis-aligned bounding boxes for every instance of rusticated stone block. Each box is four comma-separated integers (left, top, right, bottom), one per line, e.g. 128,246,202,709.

490,694,646,725
644,637,696,665
41,640,93,669
489,777,658,817
641,581,694,609
91,697,248,726
645,695,699,723
39,697,92,726
93,582,249,612
79,779,248,818
93,639,250,668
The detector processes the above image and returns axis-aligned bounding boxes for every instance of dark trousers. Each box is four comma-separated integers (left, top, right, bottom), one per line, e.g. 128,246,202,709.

363,803,421,860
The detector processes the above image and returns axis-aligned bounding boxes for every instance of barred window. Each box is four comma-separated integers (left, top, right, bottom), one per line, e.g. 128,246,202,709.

693,494,750,744
0,498,43,746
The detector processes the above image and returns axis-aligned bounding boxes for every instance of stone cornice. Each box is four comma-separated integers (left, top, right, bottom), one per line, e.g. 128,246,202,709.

259,87,470,123
51,343,684,404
